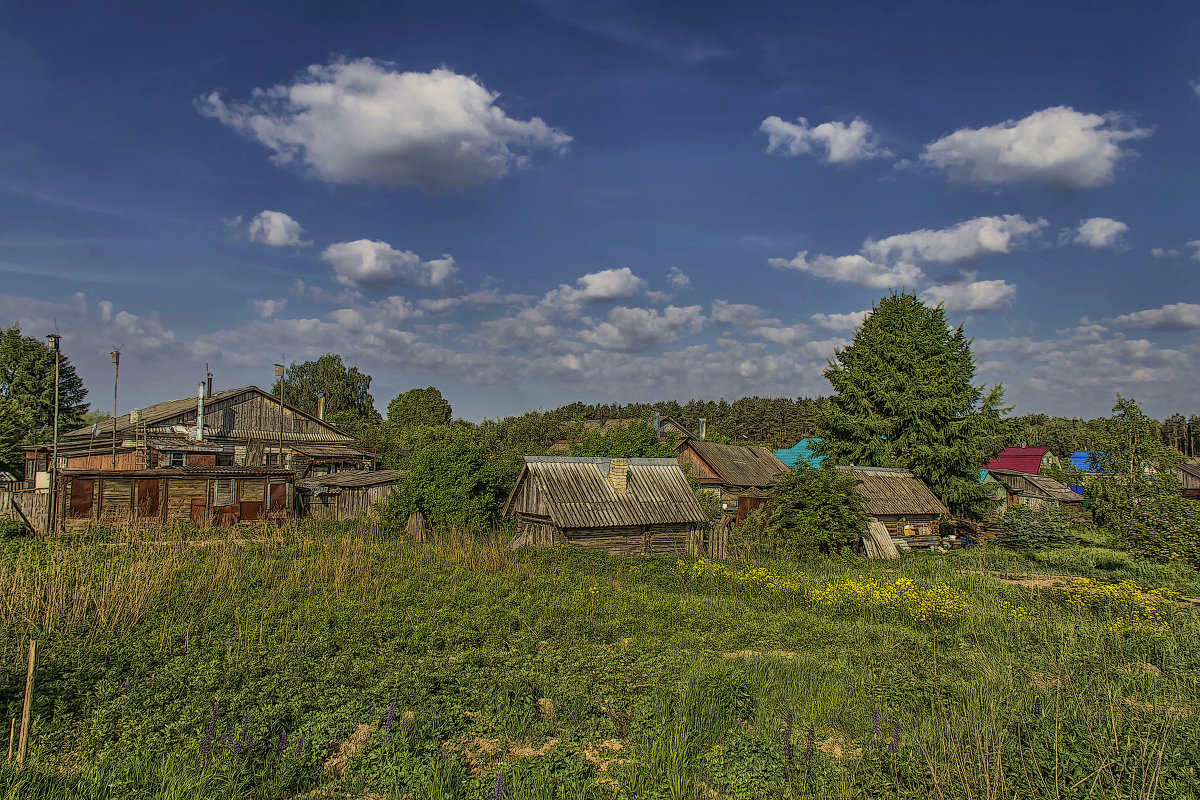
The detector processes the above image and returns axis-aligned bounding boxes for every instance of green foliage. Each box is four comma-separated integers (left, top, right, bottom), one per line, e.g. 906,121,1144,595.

814,293,1010,517
379,424,520,529
769,463,868,556
0,324,89,472
992,504,1076,551
1118,494,1200,568
272,353,378,426
387,386,453,430
566,419,676,458
0,519,26,538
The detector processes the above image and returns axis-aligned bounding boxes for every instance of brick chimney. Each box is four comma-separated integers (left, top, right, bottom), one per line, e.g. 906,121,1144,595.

607,458,628,494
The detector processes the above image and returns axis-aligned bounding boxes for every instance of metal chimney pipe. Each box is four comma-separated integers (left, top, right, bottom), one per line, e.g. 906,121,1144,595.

197,382,205,442
699,418,707,440
206,364,213,398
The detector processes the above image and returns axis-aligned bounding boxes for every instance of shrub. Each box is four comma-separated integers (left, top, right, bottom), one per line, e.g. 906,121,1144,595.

768,463,867,556
0,518,26,538
993,504,1075,551
1119,494,1200,569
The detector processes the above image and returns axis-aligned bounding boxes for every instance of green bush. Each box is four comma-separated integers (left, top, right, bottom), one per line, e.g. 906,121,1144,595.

993,504,1076,551
1119,494,1200,569
768,463,868,556
0,519,26,538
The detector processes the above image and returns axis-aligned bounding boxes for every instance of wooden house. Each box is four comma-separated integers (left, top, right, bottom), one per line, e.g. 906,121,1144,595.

1177,463,1200,500
503,456,710,556
983,468,1087,514
24,385,373,484
837,466,949,551
675,440,789,521
984,446,1058,475
296,469,405,521
56,467,295,532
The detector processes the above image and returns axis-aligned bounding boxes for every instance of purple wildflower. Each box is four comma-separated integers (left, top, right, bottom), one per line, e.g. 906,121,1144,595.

783,709,793,761
402,715,410,729
246,733,254,754
872,705,880,748
201,702,219,759
296,735,303,757
123,677,130,690
240,713,249,743
888,722,900,754
279,731,288,755
104,651,110,665
234,737,241,757
495,771,504,800
1033,697,1042,718
805,724,814,763
386,700,396,730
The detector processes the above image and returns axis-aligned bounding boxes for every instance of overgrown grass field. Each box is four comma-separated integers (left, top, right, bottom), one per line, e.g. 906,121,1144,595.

1,521,1198,799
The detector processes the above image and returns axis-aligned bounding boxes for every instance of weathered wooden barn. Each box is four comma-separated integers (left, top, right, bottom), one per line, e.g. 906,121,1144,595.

983,468,1087,514
56,467,295,532
296,469,405,521
837,466,949,551
1177,463,1200,500
23,385,373,485
503,456,710,556
676,440,789,521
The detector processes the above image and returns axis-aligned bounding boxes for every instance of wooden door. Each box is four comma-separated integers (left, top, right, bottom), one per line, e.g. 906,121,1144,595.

136,479,160,518
69,479,95,518
736,496,767,522
189,497,207,527
268,482,287,514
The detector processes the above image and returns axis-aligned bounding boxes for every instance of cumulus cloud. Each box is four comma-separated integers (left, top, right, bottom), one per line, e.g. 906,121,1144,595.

1188,241,1200,261
1110,302,1200,331
417,289,529,314
761,116,892,163
667,266,691,289
920,279,1017,312
863,215,1046,264
197,58,571,192
1067,217,1129,248
321,240,457,289
543,267,646,312
578,305,705,352
1150,247,1182,259
919,106,1152,188
769,251,923,288
252,299,288,318
810,310,869,331
237,210,310,246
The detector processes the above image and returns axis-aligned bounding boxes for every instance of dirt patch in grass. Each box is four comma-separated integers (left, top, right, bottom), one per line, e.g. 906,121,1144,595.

583,739,628,773
323,723,376,776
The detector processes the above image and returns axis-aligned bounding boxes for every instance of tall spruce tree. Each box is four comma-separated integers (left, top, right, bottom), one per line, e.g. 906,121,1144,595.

814,293,1009,516
0,324,89,472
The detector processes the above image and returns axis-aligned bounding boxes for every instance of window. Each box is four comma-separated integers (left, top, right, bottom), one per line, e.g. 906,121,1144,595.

165,452,185,467
215,453,234,467
214,479,234,507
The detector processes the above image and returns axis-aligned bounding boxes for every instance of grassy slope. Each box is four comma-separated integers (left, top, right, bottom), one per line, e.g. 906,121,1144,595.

0,522,1198,799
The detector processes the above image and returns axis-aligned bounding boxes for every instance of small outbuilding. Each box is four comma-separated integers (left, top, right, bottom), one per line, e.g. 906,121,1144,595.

983,468,1087,515
296,469,405,521
57,467,295,532
1177,462,1200,501
676,440,789,521
837,466,949,552
503,456,710,556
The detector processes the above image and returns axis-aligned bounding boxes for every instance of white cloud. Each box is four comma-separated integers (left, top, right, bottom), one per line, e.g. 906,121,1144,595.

197,58,571,192
321,240,457,289
810,310,868,331
667,266,691,289
760,116,892,163
1188,241,1200,262
1069,217,1129,248
863,215,1046,264
1110,303,1200,331
578,305,705,352
417,289,529,314
769,251,923,288
920,279,1017,312
919,106,1152,188
711,300,772,327
252,299,287,318
243,210,310,247
543,267,646,311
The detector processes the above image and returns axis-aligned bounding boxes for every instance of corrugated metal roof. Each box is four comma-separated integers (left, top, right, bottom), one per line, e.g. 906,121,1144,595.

987,468,1084,503
297,469,405,491
775,437,824,469
505,456,708,528
685,441,789,487
984,446,1052,474
62,466,294,478
291,442,370,458
836,466,949,517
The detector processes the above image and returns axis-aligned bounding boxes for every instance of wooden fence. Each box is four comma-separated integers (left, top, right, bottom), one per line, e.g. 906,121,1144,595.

0,490,51,535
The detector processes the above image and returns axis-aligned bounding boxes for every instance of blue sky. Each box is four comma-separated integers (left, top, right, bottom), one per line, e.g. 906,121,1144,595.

2,0,1198,422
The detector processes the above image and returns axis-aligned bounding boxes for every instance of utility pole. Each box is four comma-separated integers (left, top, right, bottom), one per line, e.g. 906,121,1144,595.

46,335,60,532
110,350,120,469
274,363,285,469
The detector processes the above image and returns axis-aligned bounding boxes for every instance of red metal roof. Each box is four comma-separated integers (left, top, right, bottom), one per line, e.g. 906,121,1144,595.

984,446,1052,474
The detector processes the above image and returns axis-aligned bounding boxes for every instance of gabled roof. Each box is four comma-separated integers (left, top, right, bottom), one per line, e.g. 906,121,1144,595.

775,438,824,469
836,466,949,517
986,468,1084,504
63,386,352,440
503,456,708,528
656,416,695,439
683,440,789,487
984,446,1052,474
1177,462,1200,481
297,469,405,492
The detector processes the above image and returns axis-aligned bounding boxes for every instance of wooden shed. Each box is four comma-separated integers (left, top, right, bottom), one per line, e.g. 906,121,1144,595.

503,456,710,556
296,469,405,521
56,467,295,532
676,440,789,521
837,466,949,551
1177,463,1200,500
983,468,1087,515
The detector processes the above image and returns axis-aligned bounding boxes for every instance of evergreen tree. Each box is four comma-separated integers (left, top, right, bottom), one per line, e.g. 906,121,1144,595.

0,324,89,467
814,292,1009,516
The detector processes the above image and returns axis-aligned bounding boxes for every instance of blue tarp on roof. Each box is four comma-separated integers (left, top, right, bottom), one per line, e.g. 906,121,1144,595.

775,437,824,469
